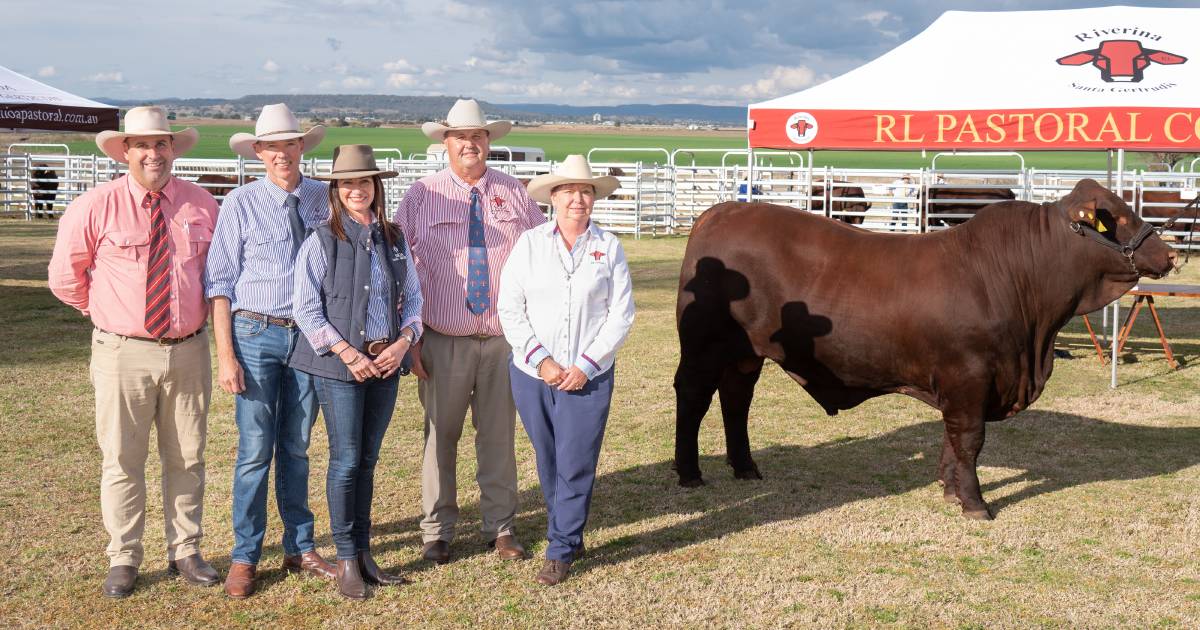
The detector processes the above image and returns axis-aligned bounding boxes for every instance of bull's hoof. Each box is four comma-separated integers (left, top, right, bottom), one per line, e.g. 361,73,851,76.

733,467,763,481
678,476,706,488
962,507,994,520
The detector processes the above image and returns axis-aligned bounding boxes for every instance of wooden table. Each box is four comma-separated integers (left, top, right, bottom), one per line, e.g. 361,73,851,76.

1082,283,1200,370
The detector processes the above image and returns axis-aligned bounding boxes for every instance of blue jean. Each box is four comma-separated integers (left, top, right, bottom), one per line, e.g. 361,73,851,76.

229,315,319,565
315,373,399,559
510,362,613,561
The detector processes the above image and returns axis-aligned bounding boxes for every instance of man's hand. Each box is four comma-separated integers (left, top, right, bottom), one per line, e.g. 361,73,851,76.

556,366,587,392
407,339,428,380
217,354,245,394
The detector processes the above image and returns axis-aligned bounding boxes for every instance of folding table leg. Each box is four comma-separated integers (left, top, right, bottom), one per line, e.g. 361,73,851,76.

1081,314,1107,365
1116,296,1145,354
1145,297,1179,370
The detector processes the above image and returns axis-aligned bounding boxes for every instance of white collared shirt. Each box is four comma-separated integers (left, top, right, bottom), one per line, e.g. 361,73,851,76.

498,221,635,380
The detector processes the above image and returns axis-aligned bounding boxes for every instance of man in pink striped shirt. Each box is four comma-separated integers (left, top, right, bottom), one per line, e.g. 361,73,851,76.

48,106,221,598
394,99,545,564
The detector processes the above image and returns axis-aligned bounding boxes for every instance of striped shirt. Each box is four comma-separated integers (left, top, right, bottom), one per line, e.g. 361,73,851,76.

293,219,424,354
48,175,219,338
204,176,329,317
498,221,635,380
394,167,546,337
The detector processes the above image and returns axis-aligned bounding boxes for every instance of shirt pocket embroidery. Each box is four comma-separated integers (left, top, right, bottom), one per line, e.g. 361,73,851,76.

98,229,148,262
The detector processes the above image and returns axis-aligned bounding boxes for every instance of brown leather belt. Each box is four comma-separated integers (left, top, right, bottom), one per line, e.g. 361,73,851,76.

235,310,295,328
97,326,205,346
365,338,391,356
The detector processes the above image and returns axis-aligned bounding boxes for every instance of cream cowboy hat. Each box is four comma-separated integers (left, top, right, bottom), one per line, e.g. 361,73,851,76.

526,154,620,204
421,98,511,141
313,144,398,181
95,106,198,164
229,103,326,160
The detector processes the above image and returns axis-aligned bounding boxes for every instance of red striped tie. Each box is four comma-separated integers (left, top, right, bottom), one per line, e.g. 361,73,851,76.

144,191,171,338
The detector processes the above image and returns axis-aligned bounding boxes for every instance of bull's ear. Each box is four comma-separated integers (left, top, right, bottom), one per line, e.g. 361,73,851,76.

1057,51,1097,66
1070,199,1099,226
1147,50,1187,65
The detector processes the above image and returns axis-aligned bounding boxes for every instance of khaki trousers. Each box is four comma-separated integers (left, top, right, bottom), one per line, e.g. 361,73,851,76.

418,330,518,543
90,328,211,567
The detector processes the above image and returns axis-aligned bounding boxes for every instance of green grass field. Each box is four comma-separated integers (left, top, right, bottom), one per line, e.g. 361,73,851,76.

40,123,1156,170
1,220,1198,626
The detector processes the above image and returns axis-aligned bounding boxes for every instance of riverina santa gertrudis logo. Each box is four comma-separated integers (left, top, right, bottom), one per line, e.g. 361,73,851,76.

1057,38,1186,83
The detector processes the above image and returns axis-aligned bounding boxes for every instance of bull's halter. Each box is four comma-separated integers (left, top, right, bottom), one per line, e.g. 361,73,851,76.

1068,217,1158,274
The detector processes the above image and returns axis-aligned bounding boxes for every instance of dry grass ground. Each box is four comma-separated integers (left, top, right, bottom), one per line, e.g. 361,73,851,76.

0,219,1198,628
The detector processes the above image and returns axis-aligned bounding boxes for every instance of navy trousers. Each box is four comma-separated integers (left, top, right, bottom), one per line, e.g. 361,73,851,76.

510,362,613,562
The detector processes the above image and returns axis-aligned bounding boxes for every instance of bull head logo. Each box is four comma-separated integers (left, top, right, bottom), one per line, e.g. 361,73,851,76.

1057,39,1186,83
790,119,813,136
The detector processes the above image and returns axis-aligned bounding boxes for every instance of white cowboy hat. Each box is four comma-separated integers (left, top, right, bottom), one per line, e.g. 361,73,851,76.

313,144,398,181
527,154,620,204
229,103,326,160
421,98,511,141
95,106,198,164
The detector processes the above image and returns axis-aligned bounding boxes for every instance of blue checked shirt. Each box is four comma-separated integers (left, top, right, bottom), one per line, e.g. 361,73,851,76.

204,177,330,317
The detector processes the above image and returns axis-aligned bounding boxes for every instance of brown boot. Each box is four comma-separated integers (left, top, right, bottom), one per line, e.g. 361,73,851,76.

336,558,368,600
224,562,256,599
358,550,407,586
535,559,571,586
167,553,219,587
283,550,336,580
102,565,137,599
491,534,527,561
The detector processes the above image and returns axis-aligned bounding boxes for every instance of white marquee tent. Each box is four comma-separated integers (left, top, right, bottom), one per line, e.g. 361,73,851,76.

0,65,117,133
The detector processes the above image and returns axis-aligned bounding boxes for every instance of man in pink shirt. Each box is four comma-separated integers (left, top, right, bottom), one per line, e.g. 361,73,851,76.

48,106,221,598
394,99,546,564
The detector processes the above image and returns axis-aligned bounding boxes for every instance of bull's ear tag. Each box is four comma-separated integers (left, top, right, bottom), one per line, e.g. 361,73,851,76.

1074,199,1098,226
1096,220,1108,233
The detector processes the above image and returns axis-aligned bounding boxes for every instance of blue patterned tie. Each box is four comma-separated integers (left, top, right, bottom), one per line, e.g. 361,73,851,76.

466,187,490,315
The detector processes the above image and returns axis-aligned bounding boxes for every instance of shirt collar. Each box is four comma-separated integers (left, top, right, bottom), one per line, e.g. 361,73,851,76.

125,174,178,205
447,167,492,195
263,175,314,208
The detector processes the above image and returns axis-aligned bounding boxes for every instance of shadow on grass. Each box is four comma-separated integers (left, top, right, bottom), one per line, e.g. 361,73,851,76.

179,408,1197,582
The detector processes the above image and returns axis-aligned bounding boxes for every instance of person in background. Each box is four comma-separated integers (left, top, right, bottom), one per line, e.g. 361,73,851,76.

291,145,423,599
498,154,635,586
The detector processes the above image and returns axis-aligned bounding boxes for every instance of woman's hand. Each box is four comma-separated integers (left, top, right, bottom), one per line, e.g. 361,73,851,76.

372,338,411,377
342,347,382,382
537,359,566,387
556,366,588,392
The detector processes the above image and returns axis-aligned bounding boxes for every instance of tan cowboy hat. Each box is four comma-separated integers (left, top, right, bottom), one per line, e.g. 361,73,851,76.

229,103,326,160
527,154,620,204
95,106,198,164
313,144,398,181
421,98,511,141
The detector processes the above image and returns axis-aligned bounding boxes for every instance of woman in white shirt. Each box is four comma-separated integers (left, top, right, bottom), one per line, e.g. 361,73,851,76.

497,155,635,586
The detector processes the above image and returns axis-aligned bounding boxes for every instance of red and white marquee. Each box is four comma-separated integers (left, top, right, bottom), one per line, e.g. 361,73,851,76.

747,6,1200,151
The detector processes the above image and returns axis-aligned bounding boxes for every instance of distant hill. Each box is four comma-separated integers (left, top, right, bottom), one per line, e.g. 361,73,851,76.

500,103,745,125
90,94,744,126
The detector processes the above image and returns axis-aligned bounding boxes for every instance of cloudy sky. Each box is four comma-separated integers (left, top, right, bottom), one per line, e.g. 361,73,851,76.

8,0,1194,105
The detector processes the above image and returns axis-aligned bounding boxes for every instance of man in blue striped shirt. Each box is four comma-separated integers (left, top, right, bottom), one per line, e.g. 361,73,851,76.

203,103,335,599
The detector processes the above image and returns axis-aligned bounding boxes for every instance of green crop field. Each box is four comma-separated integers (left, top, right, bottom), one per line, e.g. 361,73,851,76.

40,123,1159,170
1,219,1198,627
